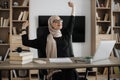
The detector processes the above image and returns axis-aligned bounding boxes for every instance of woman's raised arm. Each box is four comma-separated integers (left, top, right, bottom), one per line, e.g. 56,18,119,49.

68,1,75,16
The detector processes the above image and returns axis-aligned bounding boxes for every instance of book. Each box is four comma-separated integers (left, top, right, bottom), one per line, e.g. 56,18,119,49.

106,26,111,34
9,59,32,64
0,17,3,27
5,18,9,27
3,48,10,61
12,70,17,78
96,0,100,7
2,18,9,27
104,13,109,21
113,48,120,58
9,52,33,57
22,0,29,6
96,12,100,20
18,11,24,20
106,0,110,8
22,11,29,21
3,19,7,27
12,27,17,35
103,68,108,75
10,54,33,61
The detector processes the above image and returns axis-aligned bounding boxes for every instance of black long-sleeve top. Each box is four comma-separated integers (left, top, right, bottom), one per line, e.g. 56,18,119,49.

22,16,75,58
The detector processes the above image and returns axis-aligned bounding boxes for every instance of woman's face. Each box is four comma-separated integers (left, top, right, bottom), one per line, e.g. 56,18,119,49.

52,16,63,30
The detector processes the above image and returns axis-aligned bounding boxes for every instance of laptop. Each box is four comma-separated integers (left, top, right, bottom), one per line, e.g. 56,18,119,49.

92,40,116,62
75,40,116,63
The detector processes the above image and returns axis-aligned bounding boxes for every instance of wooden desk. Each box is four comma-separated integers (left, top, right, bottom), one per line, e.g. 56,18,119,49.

0,57,120,80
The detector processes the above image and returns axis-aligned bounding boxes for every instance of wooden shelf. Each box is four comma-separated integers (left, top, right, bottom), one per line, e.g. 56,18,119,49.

12,20,27,22
0,44,9,46
0,9,10,11
0,0,29,79
113,26,120,29
12,6,29,8
113,11,120,13
97,21,111,23
0,27,9,28
96,7,111,10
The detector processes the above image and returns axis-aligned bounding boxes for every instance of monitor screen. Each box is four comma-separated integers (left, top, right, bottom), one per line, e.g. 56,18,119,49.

38,15,85,42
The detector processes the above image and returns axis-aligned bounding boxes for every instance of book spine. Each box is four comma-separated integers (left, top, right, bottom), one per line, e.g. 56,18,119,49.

9,52,33,56
0,17,3,27
22,0,29,6
10,59,32,64
12,27,17,35
18,11,24,20
22,11,29,21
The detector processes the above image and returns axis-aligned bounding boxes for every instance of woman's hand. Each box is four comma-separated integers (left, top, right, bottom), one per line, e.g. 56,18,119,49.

21,21,29,35
22,21,29,30
68,1,75,16
68,1,74,8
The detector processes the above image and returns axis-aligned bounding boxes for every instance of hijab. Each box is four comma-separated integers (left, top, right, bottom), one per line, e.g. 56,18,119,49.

46,15,62,58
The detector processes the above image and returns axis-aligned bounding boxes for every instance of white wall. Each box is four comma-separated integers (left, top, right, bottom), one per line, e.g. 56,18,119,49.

29,0,91,58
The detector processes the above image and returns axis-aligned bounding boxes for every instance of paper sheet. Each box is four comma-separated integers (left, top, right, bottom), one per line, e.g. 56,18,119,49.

49,58,73,63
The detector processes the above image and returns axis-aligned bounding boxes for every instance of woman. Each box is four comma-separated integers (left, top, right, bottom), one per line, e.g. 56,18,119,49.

21,1,79,80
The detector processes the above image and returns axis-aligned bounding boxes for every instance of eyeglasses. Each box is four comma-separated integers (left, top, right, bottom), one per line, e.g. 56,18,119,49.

53,19,63,23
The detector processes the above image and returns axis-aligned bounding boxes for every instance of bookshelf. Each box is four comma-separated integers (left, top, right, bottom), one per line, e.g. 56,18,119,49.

91,0,113,54
0,0,29,56
11,0,29,79
112,0,120,78
11,0,29,52
112,0,120,44
0,0,10,78
91,0,120,78
0,0,10,60
1,0,30,79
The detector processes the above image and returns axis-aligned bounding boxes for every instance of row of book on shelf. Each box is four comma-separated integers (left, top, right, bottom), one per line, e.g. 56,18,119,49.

97,0,120,11
12,27,22,35
0,11,29,27
96,0,110,8
113,14,120,26
96,12,109,21
0,17,9,27
18,11,29,21
96,25,111,34
22,0,29,6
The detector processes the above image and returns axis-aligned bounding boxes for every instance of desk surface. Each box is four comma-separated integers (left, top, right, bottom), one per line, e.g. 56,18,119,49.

0,57,120,70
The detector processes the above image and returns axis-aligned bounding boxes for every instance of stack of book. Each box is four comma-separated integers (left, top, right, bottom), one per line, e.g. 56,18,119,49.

9,52,33,64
